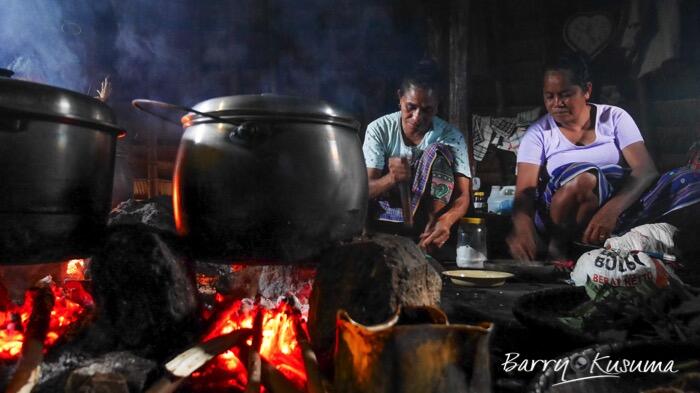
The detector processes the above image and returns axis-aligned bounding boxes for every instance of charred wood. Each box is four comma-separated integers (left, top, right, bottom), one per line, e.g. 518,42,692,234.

245,309,264,393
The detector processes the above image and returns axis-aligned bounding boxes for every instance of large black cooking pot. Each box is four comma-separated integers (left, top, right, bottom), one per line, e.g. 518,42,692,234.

136,94,367,263
0,70,124,264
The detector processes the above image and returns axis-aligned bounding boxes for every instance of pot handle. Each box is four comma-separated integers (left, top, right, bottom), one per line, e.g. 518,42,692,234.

132,98,239,127
229,121,270,142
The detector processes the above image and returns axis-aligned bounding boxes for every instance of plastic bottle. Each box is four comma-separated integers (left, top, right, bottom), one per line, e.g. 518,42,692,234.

456,217,488,268
487,185,516,214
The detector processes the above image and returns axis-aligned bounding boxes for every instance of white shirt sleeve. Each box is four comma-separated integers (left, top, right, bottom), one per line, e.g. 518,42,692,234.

362,120,387,170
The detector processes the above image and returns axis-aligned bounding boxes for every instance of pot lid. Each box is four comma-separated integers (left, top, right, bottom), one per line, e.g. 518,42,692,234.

190,94,359,130
0,74,123,136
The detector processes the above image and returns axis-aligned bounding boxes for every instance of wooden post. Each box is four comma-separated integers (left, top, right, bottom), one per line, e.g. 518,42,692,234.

488,0,506,116
448,0,470,158
425,0,450,116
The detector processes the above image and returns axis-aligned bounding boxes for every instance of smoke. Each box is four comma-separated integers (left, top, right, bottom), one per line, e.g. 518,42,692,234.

0,0,119,93
1,0,424,120
1,1,82,90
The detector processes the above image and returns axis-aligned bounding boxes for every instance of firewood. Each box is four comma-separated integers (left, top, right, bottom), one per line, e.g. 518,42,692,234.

144,328,252,393
6,277,54,393
261,358,304,393
245,309,264,393
290,307,325,393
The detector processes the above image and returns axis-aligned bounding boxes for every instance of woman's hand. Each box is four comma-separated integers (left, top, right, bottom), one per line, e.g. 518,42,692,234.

418,217,451,251
582,204,620,245
581,142,657,245
508,218,538,261
387,157,411,184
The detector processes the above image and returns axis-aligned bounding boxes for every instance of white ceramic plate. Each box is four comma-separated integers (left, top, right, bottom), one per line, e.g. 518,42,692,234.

442,270,514,287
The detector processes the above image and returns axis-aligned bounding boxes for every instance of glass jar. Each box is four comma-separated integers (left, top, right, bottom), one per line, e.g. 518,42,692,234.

456,217,488,268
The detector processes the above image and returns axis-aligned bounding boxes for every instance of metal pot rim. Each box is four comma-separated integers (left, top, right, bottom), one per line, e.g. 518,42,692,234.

0,77,124,136
189,94,359,130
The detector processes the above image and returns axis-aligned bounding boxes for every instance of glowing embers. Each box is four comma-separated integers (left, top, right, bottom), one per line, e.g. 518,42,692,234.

189,295,307,392
0,260,93,361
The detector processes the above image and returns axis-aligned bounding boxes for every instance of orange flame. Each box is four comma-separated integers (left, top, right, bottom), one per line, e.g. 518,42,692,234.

0,260,93,361
190,297,308,391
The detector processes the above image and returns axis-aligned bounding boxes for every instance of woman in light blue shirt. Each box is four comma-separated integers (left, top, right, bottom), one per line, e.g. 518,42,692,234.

362,62,471,251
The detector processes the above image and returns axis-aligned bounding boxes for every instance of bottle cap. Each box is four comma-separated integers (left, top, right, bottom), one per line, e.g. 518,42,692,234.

461,217,484,224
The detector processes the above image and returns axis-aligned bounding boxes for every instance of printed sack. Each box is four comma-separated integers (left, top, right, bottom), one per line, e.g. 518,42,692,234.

571,248,673,289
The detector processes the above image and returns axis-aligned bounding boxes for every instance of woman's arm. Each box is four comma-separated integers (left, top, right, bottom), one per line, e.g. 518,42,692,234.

418,174,471,249
582,141,658,243
508,163,541,260
367,157,411,199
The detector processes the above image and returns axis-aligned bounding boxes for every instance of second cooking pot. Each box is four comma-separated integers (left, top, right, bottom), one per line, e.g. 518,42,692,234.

0,71,124,264
172,94,367,263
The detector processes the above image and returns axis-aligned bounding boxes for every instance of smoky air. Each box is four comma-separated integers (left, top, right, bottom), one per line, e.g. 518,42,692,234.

0,0,423,119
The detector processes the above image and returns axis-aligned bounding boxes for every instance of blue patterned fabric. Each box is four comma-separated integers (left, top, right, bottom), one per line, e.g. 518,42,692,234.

618,166,700,230
377,143,454,223
534,162,625,232
535,162,700,234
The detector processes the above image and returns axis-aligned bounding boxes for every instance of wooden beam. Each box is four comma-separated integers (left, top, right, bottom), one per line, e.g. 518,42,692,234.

448,0,470,158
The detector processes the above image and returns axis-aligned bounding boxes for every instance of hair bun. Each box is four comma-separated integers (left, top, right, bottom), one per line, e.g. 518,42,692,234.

544,51,592,88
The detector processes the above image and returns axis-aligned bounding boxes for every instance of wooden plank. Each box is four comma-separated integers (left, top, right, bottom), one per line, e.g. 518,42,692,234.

501,39,546,63
502,60,543,82
502,80,542,107
127,159,175,170
448,0,470,140
469,79,499,108
424,0,450,76
130,145,180,159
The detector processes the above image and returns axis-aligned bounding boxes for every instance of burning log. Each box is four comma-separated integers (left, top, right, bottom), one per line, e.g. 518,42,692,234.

287,298,324,393
245,309,265,393
261,358,305,393
5,278,54,393
145,329,252,393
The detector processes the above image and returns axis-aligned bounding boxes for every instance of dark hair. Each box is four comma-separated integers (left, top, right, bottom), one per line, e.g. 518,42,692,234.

399,60,443,97
544,52,592,89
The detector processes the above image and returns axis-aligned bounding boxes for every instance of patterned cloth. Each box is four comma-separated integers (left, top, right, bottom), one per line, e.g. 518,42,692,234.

376,144,455,223
535,162,700,234
618,166,700,230
490,117,517,138
472,107,542,161
471,114,493,161
534,162,625,232
496,107,544,154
